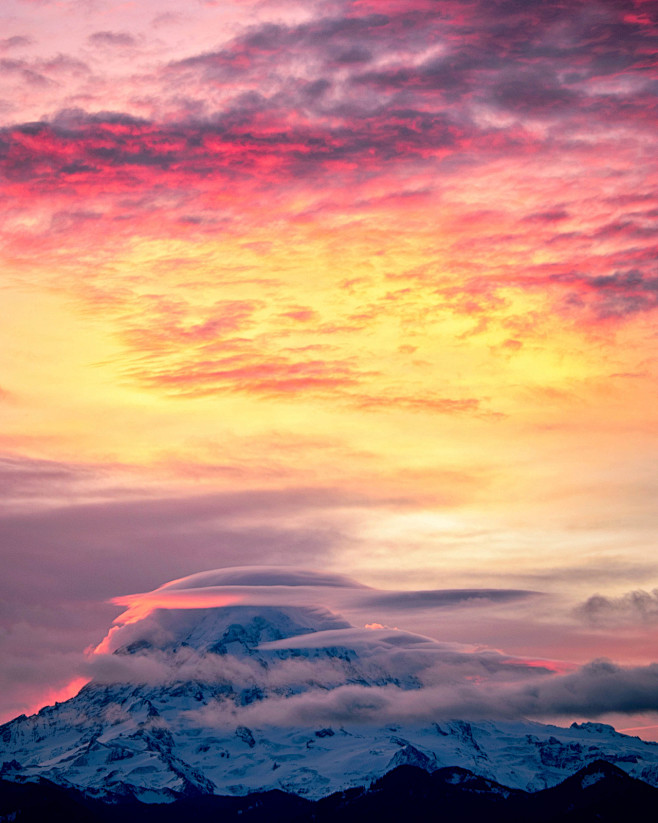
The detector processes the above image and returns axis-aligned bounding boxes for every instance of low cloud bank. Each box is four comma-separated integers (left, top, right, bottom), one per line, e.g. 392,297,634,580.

177,659,658,729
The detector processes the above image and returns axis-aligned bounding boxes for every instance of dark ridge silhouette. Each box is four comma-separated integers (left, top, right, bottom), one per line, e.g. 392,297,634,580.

1,759,656,822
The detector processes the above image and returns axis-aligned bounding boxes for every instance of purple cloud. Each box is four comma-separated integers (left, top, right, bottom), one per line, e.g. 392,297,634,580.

88,31,138,48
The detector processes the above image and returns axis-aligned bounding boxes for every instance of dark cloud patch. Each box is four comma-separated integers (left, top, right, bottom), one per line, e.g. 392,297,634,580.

576,590,658,626
489,67,581,115
457,266,658,324
368,588,539,610
182,0,658,127
353,56,476,99
152,12,184,29
88,31,137,48
160,0,657,141
0,36,32,50
327,44,372,65
515,660,658,718
554,270,658,319
588,271,658,316
0,53,89,98
523,209,570,223
173,14,391,78
51,109,148,128
0,107,474,192
0,58,28,73
21,68,53,87
42,55,90,74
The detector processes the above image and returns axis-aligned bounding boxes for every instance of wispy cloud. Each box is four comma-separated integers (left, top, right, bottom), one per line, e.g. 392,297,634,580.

88,31,138,48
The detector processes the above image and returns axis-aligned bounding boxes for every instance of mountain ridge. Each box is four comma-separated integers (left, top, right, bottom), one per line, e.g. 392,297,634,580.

2,760,657,823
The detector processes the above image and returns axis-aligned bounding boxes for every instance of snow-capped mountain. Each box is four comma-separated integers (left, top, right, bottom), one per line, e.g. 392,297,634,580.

2,568,658,802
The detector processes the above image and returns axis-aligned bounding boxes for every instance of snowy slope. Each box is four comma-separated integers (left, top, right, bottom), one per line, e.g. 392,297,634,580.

3,679,658,801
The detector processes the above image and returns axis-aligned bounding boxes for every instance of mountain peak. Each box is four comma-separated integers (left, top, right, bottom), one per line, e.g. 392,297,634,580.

5,567,658,804
113,605,352,656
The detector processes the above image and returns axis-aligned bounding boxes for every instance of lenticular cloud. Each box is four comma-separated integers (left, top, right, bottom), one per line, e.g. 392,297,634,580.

100,565,537,659
86,567,557,723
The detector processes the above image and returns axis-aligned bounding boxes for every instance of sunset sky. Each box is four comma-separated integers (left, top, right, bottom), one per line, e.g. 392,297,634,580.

1,0,657,734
